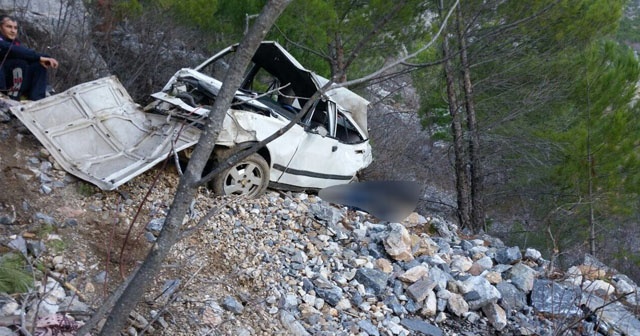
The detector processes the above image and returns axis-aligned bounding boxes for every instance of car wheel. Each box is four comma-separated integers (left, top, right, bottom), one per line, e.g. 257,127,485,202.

212,153,269,197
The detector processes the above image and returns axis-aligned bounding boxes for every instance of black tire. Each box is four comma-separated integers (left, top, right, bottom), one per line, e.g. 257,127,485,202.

211,153,269,197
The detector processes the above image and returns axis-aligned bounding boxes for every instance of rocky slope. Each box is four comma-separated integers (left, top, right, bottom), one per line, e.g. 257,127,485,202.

1,118,640,336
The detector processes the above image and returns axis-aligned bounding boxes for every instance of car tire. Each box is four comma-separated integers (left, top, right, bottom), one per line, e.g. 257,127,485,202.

211,153,269,197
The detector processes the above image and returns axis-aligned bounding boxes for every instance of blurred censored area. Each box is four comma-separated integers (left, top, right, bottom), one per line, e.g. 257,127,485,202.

319,181,421,222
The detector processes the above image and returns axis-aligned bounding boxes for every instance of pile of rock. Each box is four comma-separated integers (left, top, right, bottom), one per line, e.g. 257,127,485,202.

256,196,640,336
1,127,640,335
149,192,640,335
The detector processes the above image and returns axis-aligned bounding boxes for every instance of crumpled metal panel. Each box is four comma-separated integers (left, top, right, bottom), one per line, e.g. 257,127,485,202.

10,76,200,190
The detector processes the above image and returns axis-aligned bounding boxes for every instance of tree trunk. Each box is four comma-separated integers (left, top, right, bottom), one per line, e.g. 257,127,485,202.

332,33,347,83
441,0,470,229
586,81,596,256
96,1,292,334
456,3,485,232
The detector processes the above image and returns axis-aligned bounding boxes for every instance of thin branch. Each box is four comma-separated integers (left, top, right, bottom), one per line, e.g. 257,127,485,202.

335,0,459,89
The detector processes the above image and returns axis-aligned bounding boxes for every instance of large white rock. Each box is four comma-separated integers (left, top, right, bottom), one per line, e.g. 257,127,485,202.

384,223,414,262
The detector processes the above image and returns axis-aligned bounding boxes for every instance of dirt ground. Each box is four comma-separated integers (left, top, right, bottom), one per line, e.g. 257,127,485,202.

0,116,293,335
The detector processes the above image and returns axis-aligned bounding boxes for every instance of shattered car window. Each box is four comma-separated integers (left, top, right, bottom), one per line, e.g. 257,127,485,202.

336,111,365,144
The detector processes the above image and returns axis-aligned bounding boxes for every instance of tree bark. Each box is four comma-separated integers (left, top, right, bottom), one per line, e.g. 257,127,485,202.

456,3,485,232
96,1,292,334
441,0,470,230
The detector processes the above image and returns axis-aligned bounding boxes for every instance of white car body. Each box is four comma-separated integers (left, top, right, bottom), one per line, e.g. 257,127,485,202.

10,41,373,194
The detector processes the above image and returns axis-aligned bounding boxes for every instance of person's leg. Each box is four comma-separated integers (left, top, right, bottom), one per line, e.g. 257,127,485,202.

22,62,48,101
1,59,27,100
0,64,7,96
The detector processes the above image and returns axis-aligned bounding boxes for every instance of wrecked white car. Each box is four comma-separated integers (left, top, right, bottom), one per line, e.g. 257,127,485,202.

10,41,372,197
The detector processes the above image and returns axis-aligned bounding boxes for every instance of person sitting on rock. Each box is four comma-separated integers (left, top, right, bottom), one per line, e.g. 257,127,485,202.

0,14,58,101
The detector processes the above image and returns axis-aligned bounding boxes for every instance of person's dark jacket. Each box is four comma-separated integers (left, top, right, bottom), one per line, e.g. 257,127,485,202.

0,36,45,63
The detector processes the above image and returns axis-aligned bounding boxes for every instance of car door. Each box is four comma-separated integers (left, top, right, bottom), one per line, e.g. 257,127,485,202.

275,101,370,189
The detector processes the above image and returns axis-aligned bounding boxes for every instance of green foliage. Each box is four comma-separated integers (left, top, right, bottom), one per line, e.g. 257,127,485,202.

37,224,56,239
274,0,432,79
498,0,624,50
113,0,144,19
617,0,640,43
414,0,639,260
167,0,220,31
0,253,32,294
47,240,66,254
77,182,98,197
550,40,640,196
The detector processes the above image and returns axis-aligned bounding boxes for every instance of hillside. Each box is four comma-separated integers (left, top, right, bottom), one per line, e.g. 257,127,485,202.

1,113,640,335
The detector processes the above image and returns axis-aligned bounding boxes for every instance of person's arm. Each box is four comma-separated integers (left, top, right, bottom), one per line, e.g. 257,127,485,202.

39,56,58,69
0,39,44,63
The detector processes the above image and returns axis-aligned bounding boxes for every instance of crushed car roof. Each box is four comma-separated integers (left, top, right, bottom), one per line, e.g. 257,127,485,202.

201,41,370,135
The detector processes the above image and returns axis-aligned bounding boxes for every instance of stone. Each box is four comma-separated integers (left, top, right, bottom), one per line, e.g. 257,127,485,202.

0,327,14,336
565,266,583,286
414,237,439,257
464,311,481,323
334,298,351,310
406,279,436,302
315,286,343,307
387,320,407,335
0,204,16,225
358,320,380,336
375,258,393,273
63,218,78,227
482,302,507,331
399,265,428,283
280,310,311,336
430,217,454,239
222,296,244,314
578,264,607,281
403,212,428,227
144,232,156,242
459,276,501,310
475,256,493,269
35,212,55,225
383,223,414,261
309,203,343,227
496,282,526,312
495,246,522,265
484,271,502,285
420,290,437,317
524,248,542,261
582,279,614,297
26,240,46,258
506,263,537,293
354,268,388,296
8,236,27,255
400,318,444,336
467,263,484,276
612,274,639,305
146,217,165,232
384,295,405,315
433,238,452,255
158,279,180,301
1,301,19,316
531,279,581,316
302,294,315,306
447,293,469,317
581,294,640,336
450,255,473,273
428,266,452,291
